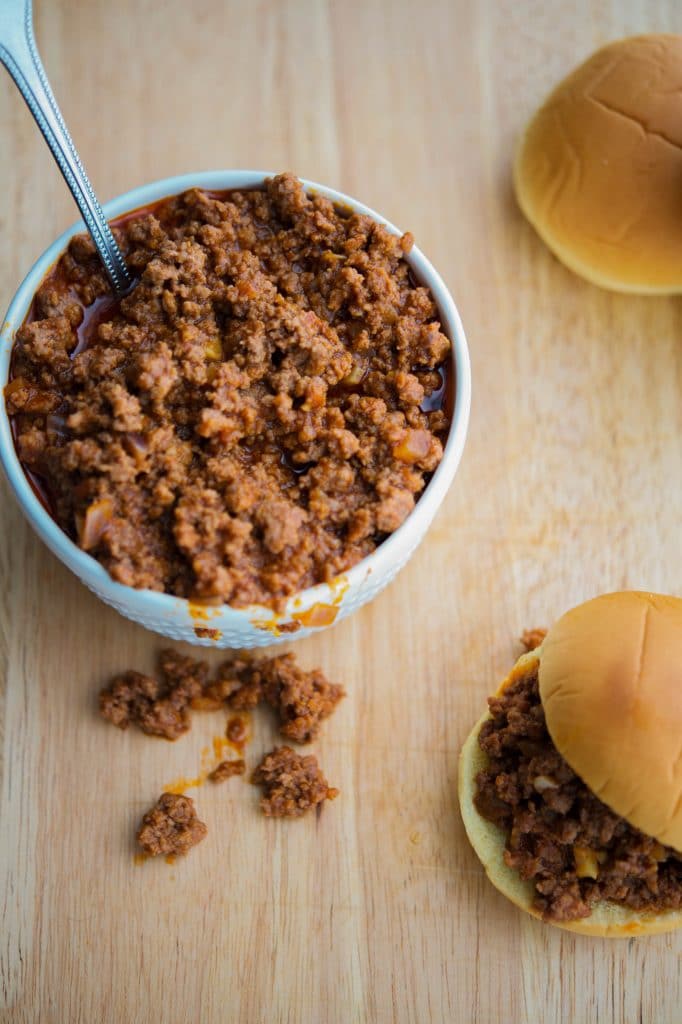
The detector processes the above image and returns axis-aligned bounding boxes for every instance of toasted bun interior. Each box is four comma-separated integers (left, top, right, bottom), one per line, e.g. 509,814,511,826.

540,591,682,852
514,34,682,293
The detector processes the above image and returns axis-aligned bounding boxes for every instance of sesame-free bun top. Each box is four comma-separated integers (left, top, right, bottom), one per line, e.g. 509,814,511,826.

540,592,682,852
514,35,682,293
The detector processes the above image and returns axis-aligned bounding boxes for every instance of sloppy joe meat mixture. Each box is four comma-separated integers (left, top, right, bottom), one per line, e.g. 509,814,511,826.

99,648,344,743
99,648,209,740
205,651,345,743
209,759,245,783
7,173,451,609
136,792,207,857
519,628,546,652
474,666,682,922
253,746,338,818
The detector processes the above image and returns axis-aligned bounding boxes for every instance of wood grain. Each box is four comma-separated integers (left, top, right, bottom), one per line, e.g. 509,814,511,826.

1,1,681,1021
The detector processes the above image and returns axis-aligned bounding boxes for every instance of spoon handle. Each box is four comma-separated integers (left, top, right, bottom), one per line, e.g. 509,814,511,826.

0,0,132,296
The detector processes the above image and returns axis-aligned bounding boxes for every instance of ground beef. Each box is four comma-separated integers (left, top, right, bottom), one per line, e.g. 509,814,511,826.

8,173,451,609
206,651,345,742
136,792,207,856
204,656,263,709
99,647,343,745
99,648,208,739
260,654,345,743
474,667,682,922
158,648,209,695
253,746,338,817
209,759,245,783
520,628,547,652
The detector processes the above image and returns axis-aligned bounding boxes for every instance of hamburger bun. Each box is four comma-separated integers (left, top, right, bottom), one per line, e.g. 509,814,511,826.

540,592,682,851
514,35,682,293
458,593,682,936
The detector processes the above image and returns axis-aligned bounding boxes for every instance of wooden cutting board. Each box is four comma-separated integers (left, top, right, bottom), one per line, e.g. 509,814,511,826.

1,2,681,1021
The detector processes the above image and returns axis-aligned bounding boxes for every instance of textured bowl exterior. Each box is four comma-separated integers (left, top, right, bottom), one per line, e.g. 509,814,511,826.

0,171,471,647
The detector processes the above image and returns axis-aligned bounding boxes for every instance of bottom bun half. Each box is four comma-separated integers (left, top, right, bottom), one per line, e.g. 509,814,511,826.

458,657,682,938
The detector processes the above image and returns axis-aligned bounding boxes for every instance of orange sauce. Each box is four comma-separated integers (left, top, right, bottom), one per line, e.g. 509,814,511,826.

252,616,283,636
293,602,338,628
163,774,205,795
163,731,246,795
187,600,220,622
213,735,232,761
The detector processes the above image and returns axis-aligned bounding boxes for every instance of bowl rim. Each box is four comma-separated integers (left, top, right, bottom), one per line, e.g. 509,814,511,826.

0,170,471,623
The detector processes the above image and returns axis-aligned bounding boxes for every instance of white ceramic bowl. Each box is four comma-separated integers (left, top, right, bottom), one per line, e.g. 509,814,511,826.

0,171,470,647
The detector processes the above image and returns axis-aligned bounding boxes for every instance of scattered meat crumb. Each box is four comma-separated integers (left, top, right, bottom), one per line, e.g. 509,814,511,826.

209,759,246,783
260,654,345,743
208,652,345,742
205,656,263,709
101,648,344,743
136,792,207,856
226,715,248,747
99,648,208,740
253,746,339,817
194,627,222,641
158,648,209,696
102,649,344,837
520,628,547,652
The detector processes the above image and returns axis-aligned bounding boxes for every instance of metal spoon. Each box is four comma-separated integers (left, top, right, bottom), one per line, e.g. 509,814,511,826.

0,0,132,297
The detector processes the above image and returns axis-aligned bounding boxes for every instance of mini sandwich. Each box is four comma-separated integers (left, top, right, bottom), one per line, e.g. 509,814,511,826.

459,592,682,936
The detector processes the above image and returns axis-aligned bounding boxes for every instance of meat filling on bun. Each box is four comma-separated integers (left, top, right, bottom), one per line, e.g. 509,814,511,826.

474,663,682,922
459,592,682,936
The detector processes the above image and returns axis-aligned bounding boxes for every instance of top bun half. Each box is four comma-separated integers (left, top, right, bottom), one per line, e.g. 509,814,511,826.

539,592,682,851
514,35,682,293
